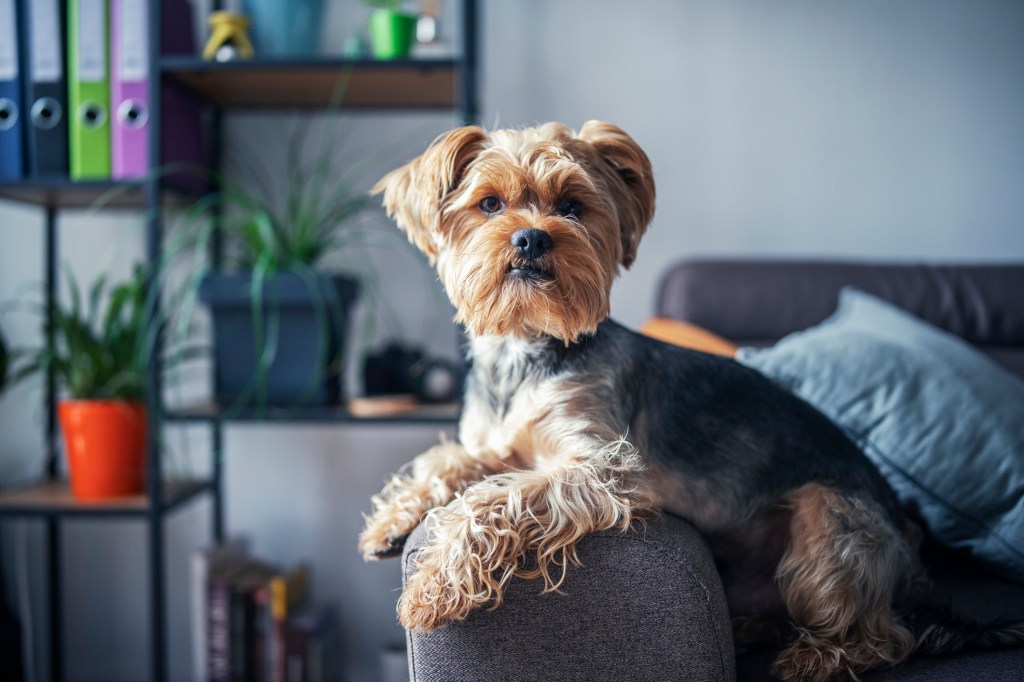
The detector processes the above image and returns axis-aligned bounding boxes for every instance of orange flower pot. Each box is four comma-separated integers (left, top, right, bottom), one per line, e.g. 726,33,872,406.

58,400,146,500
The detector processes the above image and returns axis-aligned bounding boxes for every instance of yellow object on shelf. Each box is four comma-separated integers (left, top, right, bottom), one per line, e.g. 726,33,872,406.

203,11,254,61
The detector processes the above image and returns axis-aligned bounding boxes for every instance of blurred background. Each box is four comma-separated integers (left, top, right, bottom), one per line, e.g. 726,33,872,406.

0,1,1022,680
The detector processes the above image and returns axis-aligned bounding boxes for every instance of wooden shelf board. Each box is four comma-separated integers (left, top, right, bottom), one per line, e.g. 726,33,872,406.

0,479,211,517
161,58,460,109
0,180,148,209
0,179,197,210
165,401,461,424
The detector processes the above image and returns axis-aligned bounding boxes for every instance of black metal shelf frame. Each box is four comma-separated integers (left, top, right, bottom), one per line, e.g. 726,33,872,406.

0,2,479,680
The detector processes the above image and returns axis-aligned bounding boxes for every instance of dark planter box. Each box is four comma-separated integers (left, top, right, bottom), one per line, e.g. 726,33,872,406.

199,271,359,406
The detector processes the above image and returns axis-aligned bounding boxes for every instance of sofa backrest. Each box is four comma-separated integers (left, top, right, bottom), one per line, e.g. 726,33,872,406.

655,260,1024,378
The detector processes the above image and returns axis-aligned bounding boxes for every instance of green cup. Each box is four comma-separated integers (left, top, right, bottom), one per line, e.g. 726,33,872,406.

368,9,417,60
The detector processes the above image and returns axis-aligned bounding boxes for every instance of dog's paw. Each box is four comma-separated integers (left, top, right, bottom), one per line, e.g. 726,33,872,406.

358,517,412,560
398,564,474,631
773,637,850,682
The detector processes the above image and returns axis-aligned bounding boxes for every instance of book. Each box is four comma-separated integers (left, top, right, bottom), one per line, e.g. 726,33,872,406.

227,560,278,682
208,561,247,682
192,538,250,682
269,564,311,682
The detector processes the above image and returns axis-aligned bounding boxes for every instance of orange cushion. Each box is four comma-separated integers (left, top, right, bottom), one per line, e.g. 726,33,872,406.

639,318,738,357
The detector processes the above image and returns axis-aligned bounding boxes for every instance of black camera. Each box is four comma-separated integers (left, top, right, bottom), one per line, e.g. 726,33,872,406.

363,343,461,404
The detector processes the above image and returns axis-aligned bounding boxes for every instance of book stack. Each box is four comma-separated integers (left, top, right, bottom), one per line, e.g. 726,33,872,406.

192,540,341,682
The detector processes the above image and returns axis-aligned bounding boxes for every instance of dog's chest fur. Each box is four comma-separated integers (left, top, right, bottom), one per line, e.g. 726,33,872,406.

458,336,620,468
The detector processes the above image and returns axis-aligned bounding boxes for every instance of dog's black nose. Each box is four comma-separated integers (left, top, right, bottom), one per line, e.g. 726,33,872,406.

510,229,552,261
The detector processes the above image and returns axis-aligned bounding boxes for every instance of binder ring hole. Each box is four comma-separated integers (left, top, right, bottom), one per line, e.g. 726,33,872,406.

80,103,107,129
117,100,149,131
0,99,17,132
31,98,63,131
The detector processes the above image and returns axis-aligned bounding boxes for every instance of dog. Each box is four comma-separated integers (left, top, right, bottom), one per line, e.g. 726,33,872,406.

359,121,1024,681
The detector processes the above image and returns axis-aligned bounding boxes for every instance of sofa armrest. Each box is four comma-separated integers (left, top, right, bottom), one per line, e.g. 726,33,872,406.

402,514,736,682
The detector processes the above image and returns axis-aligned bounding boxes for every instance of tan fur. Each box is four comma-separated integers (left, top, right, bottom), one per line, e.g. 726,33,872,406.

398,437,655,631
773,484,915,681
372,121,655,342
358,438,507,559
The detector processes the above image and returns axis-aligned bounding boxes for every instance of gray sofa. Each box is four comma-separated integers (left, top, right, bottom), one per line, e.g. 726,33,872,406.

402,260,1024,681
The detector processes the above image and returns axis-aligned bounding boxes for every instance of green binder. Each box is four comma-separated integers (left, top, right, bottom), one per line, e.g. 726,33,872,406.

68,0,110,180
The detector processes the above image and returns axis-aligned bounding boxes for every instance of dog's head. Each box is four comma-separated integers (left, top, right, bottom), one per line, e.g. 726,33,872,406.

372,121,655,342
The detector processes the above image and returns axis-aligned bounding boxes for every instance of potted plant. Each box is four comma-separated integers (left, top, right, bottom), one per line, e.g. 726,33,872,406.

15,267,150,499
364,0,417,59
180,124,376,408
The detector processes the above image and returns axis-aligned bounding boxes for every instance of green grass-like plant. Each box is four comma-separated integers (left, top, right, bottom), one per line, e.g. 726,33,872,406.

16,266,150,402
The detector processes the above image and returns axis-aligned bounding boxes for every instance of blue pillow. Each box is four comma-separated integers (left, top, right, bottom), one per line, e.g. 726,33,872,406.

738,288,1024,582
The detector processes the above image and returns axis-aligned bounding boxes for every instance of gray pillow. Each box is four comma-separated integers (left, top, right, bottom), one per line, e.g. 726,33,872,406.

738,288,1024,582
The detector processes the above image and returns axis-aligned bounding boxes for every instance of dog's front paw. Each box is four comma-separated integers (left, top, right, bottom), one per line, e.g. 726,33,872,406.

397,513,521,630
399,562,478,631
360,532,409,560
359,512,413,560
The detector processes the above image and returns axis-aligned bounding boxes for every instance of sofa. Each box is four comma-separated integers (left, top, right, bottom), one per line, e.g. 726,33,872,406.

401,260,1024,681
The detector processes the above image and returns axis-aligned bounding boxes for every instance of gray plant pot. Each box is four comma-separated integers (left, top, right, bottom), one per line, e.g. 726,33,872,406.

199,271,359,407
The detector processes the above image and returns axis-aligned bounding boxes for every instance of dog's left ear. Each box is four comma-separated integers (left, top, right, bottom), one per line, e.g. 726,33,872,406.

578,121,656,268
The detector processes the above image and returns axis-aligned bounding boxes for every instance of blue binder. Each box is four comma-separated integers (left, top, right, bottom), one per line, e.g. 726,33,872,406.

0,0,23,179
22,0,68,177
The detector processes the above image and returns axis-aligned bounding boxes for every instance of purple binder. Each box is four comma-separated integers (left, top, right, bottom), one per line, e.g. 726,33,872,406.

112,0,205,187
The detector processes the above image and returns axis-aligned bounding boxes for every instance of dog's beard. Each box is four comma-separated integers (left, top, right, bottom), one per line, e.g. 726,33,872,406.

437,217,618,343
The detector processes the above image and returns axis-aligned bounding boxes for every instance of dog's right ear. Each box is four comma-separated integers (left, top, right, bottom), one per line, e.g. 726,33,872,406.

371,126,488,263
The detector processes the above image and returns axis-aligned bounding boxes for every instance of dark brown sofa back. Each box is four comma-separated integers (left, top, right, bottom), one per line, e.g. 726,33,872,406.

656,260,1024,378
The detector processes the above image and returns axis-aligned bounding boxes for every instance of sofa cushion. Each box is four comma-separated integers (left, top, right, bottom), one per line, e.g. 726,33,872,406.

640,317,738,356
737,288,1024,582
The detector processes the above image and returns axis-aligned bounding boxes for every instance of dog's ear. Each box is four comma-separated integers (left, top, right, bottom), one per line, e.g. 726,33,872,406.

578,121,655,268
371,126,488,263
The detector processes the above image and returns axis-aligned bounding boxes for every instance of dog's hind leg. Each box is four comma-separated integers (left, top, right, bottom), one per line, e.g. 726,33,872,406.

359,438,506,560
772,484,915,682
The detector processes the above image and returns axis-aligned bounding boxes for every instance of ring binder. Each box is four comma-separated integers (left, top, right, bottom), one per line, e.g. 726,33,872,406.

0,0,24,179
23,0,69,177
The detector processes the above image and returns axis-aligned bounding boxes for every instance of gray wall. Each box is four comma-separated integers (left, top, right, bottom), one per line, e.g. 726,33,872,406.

2,1,1024,680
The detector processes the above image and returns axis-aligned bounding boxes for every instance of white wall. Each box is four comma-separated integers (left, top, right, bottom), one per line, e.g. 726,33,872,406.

483,0,1024,328
2,0,1024,680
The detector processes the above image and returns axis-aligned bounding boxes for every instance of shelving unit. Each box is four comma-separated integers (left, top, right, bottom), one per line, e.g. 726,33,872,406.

0,1,478,680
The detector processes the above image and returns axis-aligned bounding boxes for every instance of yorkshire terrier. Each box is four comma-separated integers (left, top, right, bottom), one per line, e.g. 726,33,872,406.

359,121,1024,681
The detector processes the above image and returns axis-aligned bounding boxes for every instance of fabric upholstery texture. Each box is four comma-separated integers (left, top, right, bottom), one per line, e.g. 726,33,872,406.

738,288,1024,582
403,514,737,682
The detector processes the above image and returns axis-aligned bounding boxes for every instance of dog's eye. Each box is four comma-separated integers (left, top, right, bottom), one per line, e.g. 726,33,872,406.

479,196,504,215
556,198,583,219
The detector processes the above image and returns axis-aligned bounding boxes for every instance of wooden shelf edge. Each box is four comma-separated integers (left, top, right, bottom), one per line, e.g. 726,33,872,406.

0,479,212,517
165,401,461,425
0,179,196,210
161,58,460,109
